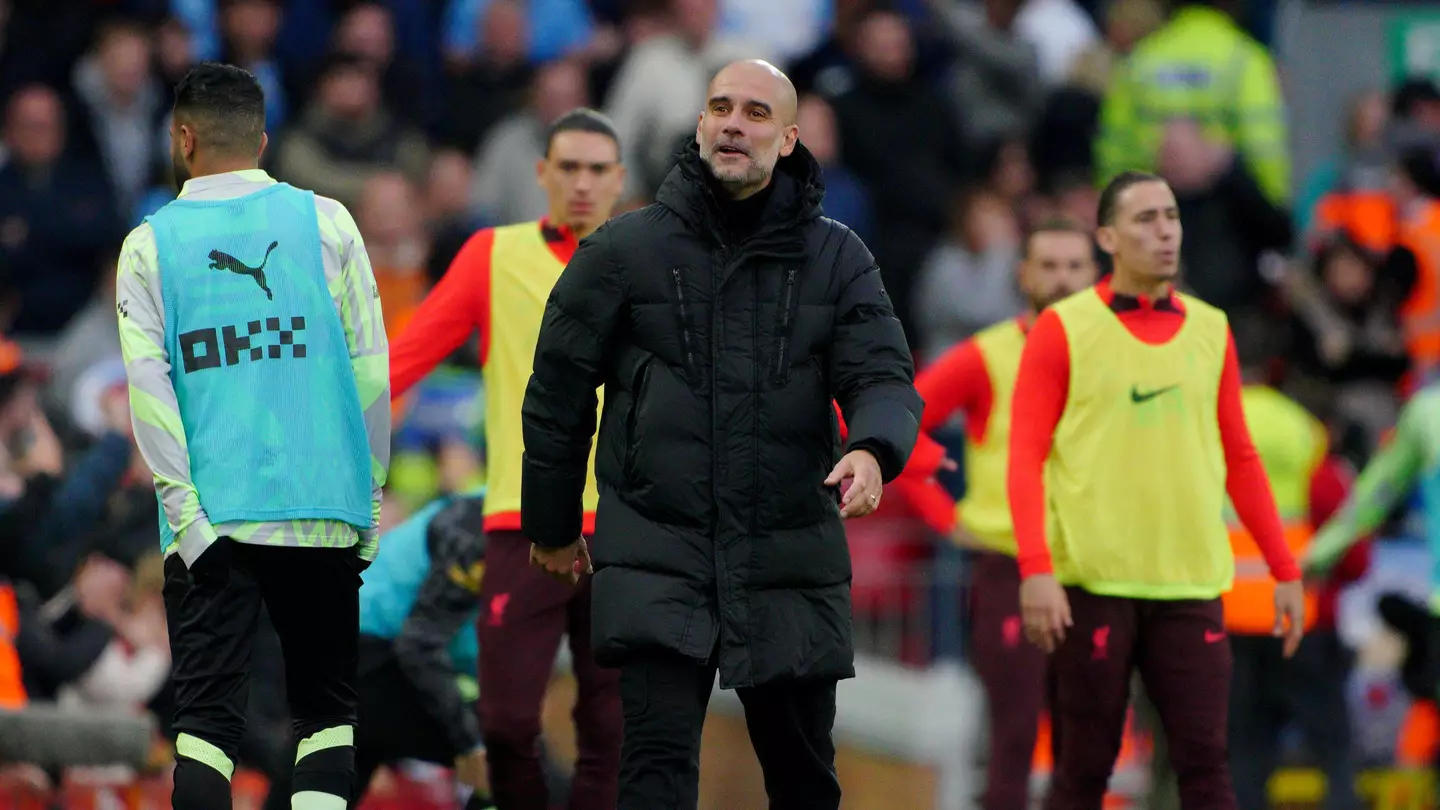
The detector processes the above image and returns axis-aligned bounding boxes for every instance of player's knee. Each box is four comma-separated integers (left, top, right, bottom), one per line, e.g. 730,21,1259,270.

480,708,543,754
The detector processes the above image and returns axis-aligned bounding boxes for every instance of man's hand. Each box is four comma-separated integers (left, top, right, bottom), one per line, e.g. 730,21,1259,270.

1273,579,1306,658
529,537,593,585
825,449,883,518
1020,574,1072,653
454,746,489,793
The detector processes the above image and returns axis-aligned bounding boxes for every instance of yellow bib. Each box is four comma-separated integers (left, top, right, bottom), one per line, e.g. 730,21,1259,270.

485,224,603,523
1048,288,1231,599
959,320,1026,555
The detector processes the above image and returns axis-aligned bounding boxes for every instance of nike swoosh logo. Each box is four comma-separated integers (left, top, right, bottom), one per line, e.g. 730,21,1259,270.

1130,384,1177,404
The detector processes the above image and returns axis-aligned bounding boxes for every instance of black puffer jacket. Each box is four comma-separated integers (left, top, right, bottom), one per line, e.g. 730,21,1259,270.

521,141,922,689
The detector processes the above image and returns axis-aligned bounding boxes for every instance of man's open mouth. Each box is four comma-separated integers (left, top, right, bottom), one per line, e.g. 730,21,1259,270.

716,144,747,156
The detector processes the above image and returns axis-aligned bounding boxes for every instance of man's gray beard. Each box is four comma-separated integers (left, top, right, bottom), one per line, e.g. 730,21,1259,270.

703,150,769,196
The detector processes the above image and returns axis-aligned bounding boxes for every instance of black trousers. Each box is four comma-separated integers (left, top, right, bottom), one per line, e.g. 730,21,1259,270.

617,647,841,810
163,539,361,810
1228,631,1361,810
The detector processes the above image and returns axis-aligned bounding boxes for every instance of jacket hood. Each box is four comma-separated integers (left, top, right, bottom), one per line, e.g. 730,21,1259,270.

655,137,827,239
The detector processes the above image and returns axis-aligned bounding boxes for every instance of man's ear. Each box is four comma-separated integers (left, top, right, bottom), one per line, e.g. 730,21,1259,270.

535,158,547,187
780,124,799,158
180,124,198,161
1095,225,1119,255
257,131,269,162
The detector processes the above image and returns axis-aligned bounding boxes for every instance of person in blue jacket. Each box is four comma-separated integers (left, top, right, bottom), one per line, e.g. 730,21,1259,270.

355,490,492,807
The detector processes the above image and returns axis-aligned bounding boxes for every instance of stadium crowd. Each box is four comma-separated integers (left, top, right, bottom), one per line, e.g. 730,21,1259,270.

2,0,1440,806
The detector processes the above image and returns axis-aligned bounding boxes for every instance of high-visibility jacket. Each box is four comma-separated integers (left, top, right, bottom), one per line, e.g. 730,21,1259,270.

1398,201,1440,372
1222,385,1324,634
0,583,27,709
1096,5,1290,207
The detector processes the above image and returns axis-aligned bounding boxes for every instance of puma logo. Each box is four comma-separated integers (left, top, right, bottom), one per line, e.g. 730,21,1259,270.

209,241,278,300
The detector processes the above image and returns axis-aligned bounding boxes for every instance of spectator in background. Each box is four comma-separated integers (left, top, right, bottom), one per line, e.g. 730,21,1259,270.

930,0,1044,152
1389,146,1440,379
604,0,770,202
44,263,123,420
1295,90,1390,242
442,0,596,68
71,18,167,218
1012,0,1097,86
719,0,831,67
1284,235,1408,461
1095,0,1293,325
358,172,431,340
795,93,873,240
424,149,484,282
786,0,880,98
0,1,104,105
219,0,289,131
0,85,124,338
830,5,968,339
1065,0,1163,99
435,0,535,152
154,15,198,91
469,58,589,224
331,2,429,126
912,190,1024,361
274,52,429,211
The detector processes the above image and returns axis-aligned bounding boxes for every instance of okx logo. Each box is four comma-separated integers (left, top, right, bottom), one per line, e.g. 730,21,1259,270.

180,316,307,373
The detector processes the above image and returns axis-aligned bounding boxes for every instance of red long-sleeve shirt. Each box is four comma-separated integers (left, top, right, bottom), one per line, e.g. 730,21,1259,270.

389,221,579,398
889,318,1030,534
1008,277,1301,583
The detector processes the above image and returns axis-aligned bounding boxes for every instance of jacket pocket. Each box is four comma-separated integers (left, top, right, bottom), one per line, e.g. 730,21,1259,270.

623,359,653,481
670,268,697,384
770,267,799,387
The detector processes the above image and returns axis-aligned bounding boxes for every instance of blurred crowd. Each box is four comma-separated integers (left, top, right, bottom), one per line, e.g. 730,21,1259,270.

3,0,1440,803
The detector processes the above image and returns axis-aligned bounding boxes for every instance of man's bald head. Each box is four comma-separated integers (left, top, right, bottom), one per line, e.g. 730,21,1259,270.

696,60,802,199
708,60,798,126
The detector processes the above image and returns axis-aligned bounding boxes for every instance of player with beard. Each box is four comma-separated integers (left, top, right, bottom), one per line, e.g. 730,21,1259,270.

119,62,389,810
893,220,1098,810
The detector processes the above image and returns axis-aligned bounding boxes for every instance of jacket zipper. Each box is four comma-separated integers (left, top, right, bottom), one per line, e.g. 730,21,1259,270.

771,268,798,386
671,268,697,380
624,362,652,475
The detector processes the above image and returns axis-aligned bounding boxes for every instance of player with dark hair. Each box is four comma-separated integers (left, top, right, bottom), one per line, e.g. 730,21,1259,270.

893,219,1098,810
1008,170,1305,809
387,107,627,809
118,62,390,810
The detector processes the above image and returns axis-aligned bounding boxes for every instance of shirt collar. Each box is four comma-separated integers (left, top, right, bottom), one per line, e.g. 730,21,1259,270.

178,169,274,199
540,217,579,248
1097,275,1182,313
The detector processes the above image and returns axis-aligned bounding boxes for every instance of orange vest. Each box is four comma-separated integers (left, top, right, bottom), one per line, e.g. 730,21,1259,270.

0,583,27,709
1312,190,1397,255
1221,386,1323,634
1398,202,1440,371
